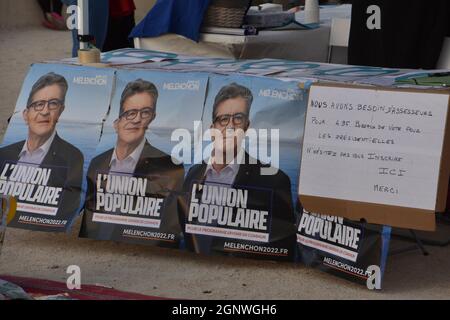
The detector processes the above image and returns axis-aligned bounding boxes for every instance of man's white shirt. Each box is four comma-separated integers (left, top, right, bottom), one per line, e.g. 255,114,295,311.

18,130,56,166
204,149,245,186
109,138,146,175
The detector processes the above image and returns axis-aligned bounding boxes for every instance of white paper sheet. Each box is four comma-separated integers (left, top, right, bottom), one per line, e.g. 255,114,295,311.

299,85,450,210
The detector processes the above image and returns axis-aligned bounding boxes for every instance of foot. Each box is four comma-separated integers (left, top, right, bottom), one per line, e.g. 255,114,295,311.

42,12,67,31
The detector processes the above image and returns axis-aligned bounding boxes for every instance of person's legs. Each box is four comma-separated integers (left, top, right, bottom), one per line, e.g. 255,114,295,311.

52,0,63,15
37,0,51,19
39,0,66,30
102,14,135,52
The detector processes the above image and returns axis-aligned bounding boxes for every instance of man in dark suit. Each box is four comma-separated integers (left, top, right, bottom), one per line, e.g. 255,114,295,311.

0,72,83,231
80,79,184,246
179,83,297,260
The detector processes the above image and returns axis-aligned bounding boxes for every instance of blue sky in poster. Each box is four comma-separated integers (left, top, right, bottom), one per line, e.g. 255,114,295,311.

203,74,307,201
1,64,116,218
96,69,209,161
9,63,115,124
1,63,115,172
103,69,208,129
94,71,307,200
203,74,307,141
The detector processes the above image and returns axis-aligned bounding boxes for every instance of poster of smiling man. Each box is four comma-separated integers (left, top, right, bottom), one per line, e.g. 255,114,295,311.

80,70,209,248
0,63,115,232
179,74,307,261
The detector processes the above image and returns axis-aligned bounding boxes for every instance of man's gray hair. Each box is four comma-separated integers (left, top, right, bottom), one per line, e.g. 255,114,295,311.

119,79,159,116
27,72,68,107
212,83,253,120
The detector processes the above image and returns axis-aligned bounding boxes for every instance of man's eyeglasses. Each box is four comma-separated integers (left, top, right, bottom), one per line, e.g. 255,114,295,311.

27,99,63,112
213,113,248,127
119,107,155,121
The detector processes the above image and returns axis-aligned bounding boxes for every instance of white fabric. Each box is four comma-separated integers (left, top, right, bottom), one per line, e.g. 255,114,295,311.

135,26,332,62
296,4,352,26
18,130,56,166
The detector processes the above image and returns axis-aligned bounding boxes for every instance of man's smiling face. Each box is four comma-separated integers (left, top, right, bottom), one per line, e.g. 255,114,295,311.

23,84,65,138
114,92,155,146
211,97,249,160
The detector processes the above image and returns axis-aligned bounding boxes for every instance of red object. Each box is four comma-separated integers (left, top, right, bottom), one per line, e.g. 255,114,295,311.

109,0,136,18
42,20,59,30
0,275,169,300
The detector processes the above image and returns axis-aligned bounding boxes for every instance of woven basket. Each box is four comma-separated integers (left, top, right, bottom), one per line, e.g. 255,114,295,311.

203,0,252,28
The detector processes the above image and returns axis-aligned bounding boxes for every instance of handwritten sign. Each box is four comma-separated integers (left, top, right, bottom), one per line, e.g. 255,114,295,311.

299,84,450,211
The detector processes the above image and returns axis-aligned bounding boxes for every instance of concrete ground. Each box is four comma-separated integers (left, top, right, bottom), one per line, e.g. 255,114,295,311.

1,26,450,300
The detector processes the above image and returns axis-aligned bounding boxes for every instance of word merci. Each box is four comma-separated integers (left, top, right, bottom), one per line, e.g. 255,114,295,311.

0,164,61,205
298,211,361,250
96,174,163,216
189,184,268,231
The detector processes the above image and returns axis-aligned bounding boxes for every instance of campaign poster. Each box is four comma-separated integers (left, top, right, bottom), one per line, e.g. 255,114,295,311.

179,74,307,261
0,63,115,232
296,209,391,287
79,69,209,248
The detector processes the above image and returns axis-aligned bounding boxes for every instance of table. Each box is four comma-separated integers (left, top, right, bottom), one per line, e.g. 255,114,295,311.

134,26,332,62
133,4,355,62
